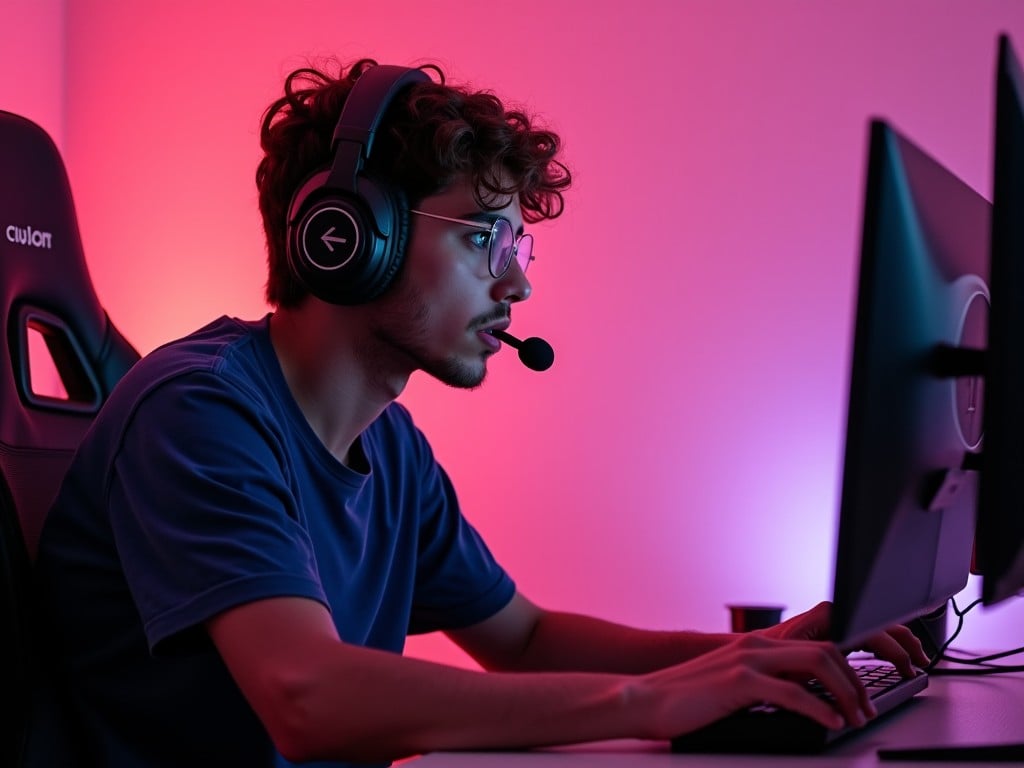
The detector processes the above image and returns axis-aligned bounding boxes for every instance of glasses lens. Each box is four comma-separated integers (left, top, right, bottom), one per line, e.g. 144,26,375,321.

516,234,534,274
489,219,515,278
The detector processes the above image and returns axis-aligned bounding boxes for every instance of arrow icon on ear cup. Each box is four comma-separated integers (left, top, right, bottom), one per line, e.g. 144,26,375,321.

320,226,348,252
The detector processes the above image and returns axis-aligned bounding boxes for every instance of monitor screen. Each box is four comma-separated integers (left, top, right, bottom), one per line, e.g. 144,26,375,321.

975,33,1024,607
830,119,990,647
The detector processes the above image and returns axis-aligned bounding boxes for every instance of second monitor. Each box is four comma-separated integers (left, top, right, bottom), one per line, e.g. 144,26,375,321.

830,118,990,648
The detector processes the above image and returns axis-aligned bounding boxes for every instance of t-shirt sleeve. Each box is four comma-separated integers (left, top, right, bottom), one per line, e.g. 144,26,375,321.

108,371,327,654
390,407,515,634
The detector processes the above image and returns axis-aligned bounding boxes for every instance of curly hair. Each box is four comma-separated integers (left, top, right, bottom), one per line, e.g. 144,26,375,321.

256,59,572,308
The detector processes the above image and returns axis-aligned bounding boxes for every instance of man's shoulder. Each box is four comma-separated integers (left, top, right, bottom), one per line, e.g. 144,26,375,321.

98,315,274,426
142,315,266,375
121,315,268,388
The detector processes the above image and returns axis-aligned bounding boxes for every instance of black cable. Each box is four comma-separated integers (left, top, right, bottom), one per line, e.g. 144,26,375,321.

926,596,1024,676
927,661,1024,675
924,596,979,672
943,644,1024,664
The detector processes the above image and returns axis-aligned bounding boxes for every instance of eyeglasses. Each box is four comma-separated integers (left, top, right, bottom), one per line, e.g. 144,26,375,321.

409,209,534,279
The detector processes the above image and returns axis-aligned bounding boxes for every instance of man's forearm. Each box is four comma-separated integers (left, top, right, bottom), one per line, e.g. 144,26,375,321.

509,610,737,673
211,597,654,763
264,643,645,762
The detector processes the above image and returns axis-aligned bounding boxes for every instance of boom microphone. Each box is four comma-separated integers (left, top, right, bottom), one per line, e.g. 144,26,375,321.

487,329,555,372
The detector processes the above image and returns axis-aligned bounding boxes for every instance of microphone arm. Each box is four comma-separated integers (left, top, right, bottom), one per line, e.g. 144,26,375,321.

487,329,555,372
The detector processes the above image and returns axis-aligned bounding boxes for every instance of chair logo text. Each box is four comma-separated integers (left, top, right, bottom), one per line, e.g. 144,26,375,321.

6,224,53,250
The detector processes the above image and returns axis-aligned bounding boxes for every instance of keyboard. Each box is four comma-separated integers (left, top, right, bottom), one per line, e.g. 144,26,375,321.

670,662,929,754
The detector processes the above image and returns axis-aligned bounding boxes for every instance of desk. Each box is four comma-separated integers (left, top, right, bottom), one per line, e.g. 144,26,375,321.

414,672,1024,767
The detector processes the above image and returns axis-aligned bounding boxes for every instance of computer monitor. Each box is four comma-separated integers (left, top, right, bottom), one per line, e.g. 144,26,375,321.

829,119,990,648
975,33,1024,607
868,41,1024,762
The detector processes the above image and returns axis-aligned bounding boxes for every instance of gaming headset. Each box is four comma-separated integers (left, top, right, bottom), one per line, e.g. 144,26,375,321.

285,64,430,305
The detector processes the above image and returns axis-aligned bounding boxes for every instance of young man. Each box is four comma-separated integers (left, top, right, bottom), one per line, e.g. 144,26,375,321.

34,59,928,767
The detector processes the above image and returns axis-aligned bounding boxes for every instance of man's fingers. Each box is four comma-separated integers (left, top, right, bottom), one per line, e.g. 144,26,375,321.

735,638,875,727
861,625,930,676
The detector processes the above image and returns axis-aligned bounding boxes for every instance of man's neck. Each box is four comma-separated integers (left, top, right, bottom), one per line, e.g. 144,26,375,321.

268,305,409,467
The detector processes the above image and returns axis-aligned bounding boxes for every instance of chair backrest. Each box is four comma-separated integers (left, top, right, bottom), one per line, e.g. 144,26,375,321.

0,110,139,767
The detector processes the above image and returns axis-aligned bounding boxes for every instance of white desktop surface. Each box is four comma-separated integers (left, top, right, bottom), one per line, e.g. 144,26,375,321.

412,671,1024,767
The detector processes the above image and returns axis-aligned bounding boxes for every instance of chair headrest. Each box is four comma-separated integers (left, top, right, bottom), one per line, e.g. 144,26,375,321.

0,110,139,446
0,110,139,557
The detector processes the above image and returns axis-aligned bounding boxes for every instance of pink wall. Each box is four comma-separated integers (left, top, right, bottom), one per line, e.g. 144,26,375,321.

9,1,1024,662
0,1,64,145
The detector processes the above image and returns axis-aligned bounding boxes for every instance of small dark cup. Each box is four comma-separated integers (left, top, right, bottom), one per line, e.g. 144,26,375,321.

728,604,785,633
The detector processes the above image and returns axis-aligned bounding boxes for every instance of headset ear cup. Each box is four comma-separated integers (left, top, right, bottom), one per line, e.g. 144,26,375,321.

360,181,409,301
286,170,351,303
280,65,429,305
287,176,409,305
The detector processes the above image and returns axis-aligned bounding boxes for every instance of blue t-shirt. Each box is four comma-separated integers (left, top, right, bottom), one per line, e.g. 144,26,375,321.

34,315,515,767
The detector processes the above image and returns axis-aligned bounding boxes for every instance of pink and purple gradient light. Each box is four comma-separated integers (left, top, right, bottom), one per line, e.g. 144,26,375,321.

3,1,1024,667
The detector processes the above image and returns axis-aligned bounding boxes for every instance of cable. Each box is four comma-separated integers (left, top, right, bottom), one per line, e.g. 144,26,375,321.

924,596,979,671
926,596,1024,676
943,645,1024,664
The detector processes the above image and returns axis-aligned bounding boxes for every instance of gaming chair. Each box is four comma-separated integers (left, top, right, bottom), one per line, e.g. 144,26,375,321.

0,110,139,767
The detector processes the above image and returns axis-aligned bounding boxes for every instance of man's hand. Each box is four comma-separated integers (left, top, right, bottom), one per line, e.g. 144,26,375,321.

634,632,875,738
756,601,931,677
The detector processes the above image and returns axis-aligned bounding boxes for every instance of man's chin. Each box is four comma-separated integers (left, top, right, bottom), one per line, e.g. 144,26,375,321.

425,355,488,390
